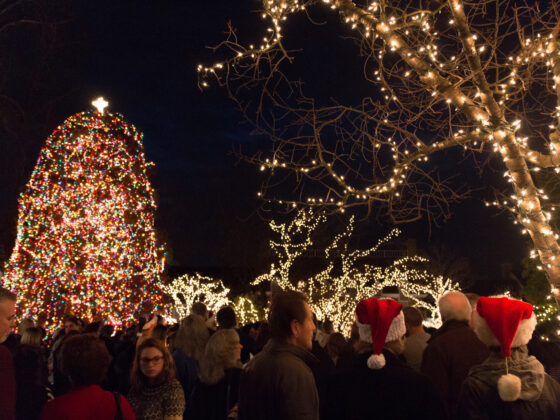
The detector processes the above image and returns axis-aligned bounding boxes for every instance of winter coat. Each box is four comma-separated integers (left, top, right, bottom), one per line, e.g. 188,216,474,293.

0,344,16,420
457,347,560,420
323,349,447,420
421,319,489,417
12,344,50,420
185,368,241,420
40,384,134,420
238,339,319,420
172,349,199,409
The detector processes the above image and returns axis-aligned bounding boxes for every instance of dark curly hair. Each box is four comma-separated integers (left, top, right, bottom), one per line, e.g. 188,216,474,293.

61,334,111,387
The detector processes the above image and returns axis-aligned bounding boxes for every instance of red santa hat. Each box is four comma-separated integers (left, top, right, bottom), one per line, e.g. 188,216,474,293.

472,296,536,402
355,298,406,370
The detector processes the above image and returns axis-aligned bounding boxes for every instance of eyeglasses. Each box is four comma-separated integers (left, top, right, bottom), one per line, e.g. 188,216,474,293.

140,356,164,365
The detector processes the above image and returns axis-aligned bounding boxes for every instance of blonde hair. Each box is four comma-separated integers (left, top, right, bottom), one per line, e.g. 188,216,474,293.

174,314,209,361
21,327,43,348
199,329,241,385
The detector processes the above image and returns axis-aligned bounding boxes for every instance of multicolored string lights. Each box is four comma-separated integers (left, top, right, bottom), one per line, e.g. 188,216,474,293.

1,99,166,331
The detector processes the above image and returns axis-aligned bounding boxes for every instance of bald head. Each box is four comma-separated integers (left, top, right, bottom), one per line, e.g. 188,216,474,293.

438,292,472,323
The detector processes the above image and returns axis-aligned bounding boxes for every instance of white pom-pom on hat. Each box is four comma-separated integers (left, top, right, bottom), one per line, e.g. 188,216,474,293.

497,373,522,402
474,296,535,402
355,298,405,370
367,353,386,369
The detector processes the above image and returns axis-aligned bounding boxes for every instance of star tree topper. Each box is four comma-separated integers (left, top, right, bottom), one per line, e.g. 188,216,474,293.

92,97,109,114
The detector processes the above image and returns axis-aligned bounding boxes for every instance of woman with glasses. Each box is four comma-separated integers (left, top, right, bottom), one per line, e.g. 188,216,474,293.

128,338,185,420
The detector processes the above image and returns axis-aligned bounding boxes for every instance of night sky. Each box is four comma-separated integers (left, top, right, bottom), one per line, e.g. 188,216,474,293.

0,0,528,293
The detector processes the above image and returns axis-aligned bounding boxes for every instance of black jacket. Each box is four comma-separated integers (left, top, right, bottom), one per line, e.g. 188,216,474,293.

457,347,560,420
185,368,241,420
324,349,447,420
238,339,319,420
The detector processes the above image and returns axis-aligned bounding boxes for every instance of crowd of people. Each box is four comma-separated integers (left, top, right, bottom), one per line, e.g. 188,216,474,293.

1,286,560,420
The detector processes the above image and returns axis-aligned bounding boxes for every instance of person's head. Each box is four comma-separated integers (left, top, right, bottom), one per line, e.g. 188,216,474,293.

355,298,407,369
17,317,34,335
269,290,315,350
21,327,44,348
254,322,270,352
438,292,472,323
464,293,480,310
173,314,210,361
63,316,81,334
326,332,347,364
84,321,102,335
403,306,425,335
0,287,17,343
131,338,175,388
199,329,242,385
99,324,114,338
61,334,112,387
471,296,536,402
217,306,237,329
151,324,168,344
125,325,138,342
191,302,208,319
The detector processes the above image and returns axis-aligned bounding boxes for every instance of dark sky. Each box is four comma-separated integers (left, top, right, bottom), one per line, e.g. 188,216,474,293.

0,0,528,293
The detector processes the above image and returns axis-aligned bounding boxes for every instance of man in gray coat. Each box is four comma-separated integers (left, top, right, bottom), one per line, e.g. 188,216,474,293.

238,290,319,420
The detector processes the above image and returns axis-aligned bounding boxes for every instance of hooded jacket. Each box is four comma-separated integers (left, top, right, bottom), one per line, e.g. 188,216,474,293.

238,339,319,420
457,347,560,420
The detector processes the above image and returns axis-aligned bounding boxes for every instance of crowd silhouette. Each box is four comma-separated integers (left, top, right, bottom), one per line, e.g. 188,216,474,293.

1,287,560,420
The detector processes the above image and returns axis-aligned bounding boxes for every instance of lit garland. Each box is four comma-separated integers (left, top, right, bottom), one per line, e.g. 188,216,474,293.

163,273,263,325
233,296,261,326
254,209,326,290
255,209,458,332
199,0,560,305
162,273,231,320
534,294,560,341
1,99,166,332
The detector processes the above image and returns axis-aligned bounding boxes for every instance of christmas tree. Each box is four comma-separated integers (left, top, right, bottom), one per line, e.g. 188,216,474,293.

1,98,166,330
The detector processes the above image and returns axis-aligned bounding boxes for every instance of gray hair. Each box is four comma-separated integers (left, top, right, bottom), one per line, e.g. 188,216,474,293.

438,291,472,322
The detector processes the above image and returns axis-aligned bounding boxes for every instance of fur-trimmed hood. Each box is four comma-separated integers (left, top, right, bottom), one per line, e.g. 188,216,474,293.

468,347,545,401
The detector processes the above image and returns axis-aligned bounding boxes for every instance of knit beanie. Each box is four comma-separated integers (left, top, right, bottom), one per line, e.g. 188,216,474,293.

472,296,536,402
355,298,406,369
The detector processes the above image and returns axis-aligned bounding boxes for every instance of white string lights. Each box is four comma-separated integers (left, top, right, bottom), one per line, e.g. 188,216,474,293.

162,273,261,325
161,273,231,320
255,209,458,332
198,0,560,306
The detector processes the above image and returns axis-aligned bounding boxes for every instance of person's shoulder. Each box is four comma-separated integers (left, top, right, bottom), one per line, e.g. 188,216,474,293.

119,394,136,420
41,398,62,419
0,343,11,358
168,377,185,393
543,374,560,395
245,346,311,375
